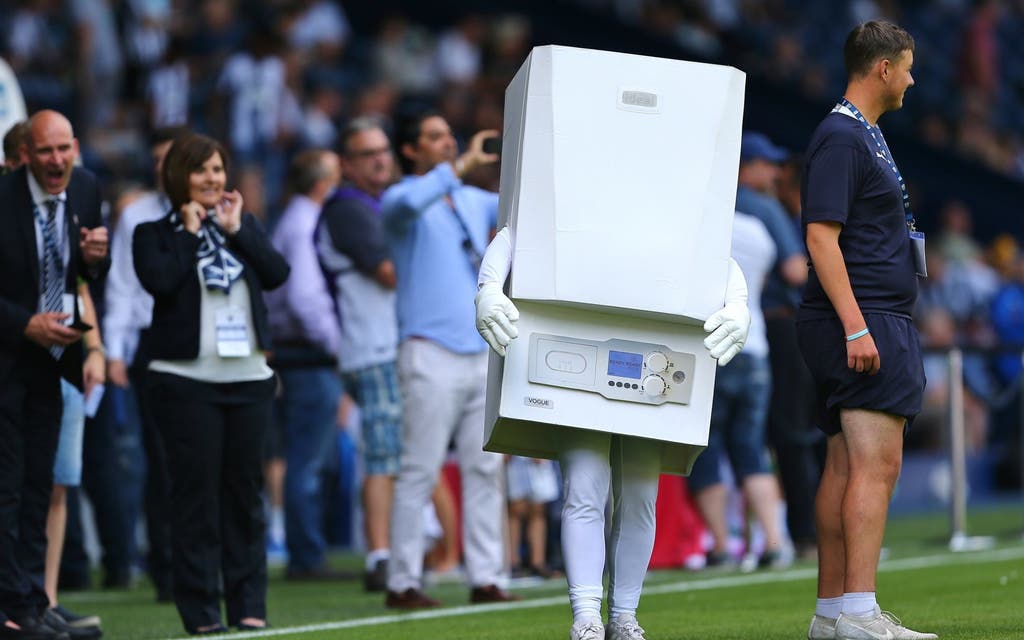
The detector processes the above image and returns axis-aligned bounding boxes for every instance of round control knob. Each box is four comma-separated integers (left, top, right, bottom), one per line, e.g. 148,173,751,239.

645,351,669,373
642,375,667,397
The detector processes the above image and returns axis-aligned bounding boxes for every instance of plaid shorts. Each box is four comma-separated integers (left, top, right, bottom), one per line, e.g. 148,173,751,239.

342,361,402,476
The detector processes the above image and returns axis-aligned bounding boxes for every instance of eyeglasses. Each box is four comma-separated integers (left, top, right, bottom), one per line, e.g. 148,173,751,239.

347,147,392,160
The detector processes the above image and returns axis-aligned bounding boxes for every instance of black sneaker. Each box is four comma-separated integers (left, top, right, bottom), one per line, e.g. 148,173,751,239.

49,608,99,631
363,558,387,592
40,610,100,640
704,551,736,570
757,549,792,570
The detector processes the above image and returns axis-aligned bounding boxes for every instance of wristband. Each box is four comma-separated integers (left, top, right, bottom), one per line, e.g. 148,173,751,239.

845,328,870,342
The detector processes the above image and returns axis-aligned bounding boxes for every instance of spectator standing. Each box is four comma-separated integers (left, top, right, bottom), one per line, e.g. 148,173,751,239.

316,118,402,592
2,121,29,172
133,133,289,634
215,26,300,216
798,21,936,640
380,112,516,608
735,132,807,296
0,109,109,640
505,456,560,579
3,116,105,638
764,152,824,559
264,149,345,580
687,211,788,571
44,281,104,639
103,126,187,601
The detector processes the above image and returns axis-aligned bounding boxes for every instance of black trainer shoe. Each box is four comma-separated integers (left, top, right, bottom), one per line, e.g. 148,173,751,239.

41,610,100,640
363,558,387,592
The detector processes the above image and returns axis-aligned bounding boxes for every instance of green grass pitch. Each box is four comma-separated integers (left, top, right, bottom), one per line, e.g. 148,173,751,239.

63,505,1023,639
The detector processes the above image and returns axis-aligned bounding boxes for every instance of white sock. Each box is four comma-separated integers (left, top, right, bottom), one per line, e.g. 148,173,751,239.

815,596,842,619
569,588,603,624
365,548,390,570
269,507,285,544
842,592,877,616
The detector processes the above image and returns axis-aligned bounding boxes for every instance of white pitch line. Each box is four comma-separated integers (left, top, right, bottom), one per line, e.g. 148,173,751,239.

167,546,1024,640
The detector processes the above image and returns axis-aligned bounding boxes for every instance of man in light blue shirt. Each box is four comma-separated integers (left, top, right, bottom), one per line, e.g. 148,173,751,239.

380,112,517,608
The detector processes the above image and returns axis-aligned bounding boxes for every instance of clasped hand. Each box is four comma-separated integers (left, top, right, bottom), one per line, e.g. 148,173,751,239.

180,190,243,235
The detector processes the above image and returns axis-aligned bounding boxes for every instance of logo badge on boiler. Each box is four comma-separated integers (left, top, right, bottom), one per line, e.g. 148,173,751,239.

524,396,553,409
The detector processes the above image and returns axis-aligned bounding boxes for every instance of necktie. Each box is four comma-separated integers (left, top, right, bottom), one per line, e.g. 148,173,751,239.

42,198,65,359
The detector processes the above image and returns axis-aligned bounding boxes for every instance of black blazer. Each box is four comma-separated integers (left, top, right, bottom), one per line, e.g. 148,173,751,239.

132,212,290,361
0,166,108,390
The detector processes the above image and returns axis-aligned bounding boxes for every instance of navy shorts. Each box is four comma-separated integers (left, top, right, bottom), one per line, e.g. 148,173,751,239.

796,313,925,436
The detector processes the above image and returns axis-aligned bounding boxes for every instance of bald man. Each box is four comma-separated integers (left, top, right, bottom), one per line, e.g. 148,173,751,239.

0,110,108,639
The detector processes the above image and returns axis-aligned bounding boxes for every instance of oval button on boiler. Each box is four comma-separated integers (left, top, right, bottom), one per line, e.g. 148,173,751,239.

546,350,587,374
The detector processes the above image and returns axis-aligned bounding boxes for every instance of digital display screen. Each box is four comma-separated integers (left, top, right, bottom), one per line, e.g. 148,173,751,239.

607,351,643,379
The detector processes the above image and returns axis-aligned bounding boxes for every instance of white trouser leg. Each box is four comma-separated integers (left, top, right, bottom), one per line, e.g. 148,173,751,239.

559,429,612,622
453,351,505,587
387,340,461,592
607,436,661,619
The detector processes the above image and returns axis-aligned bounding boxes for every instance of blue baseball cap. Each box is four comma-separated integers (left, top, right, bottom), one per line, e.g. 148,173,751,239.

740,131,788,163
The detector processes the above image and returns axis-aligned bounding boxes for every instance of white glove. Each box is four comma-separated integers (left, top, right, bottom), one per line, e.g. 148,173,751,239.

475,282,520,356
703,258,751,366
703,301,751,366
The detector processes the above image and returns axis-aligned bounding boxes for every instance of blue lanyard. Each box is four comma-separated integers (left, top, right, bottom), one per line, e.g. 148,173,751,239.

32,202,65,279
836,98,916,231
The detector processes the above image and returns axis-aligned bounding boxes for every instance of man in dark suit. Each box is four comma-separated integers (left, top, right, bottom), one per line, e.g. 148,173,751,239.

0,110,109,640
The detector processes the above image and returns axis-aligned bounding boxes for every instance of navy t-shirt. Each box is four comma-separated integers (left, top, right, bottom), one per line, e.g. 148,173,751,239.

798,111,918,321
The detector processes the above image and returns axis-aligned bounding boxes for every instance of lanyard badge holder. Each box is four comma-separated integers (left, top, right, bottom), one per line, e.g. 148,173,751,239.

450,203,483,274
838,99,927,278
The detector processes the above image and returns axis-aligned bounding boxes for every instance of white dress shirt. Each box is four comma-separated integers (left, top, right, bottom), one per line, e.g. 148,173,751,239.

103,191,168,364
26,170,68,311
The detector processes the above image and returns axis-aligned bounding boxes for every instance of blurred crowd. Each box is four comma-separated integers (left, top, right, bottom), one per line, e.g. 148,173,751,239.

5,1,1022,215
1,0,527,217
579,0,1024,180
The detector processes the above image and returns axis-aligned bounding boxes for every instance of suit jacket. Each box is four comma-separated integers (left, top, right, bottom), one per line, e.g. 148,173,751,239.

0,166,109,390
133,211,290,361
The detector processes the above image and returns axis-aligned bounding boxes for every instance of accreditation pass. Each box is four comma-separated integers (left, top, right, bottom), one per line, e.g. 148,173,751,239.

215,307,251,357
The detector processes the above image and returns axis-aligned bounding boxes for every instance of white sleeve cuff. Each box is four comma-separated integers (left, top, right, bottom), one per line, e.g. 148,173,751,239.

478,226,513,287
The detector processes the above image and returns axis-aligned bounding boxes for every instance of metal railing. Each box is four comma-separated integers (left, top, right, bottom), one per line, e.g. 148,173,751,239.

943,347,1020,550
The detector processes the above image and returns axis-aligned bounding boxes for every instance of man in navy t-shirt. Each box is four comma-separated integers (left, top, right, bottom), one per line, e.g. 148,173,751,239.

797,21,937,640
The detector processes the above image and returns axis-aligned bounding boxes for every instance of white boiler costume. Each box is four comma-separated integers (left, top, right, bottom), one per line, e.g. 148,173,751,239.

475,45,750,640
476,228,750,640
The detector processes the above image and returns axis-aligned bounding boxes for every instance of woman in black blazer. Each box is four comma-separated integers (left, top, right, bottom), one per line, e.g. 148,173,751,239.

132,133,289,635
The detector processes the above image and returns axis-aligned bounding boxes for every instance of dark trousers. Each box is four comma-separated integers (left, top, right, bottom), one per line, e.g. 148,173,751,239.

59,487,91,589
80,384,144,585
133,364,174,595
0,353,62,622
147,371,273,632
764,315,826,549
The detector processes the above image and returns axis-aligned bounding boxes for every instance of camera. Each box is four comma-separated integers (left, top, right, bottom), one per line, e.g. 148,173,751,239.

482,136,502,155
